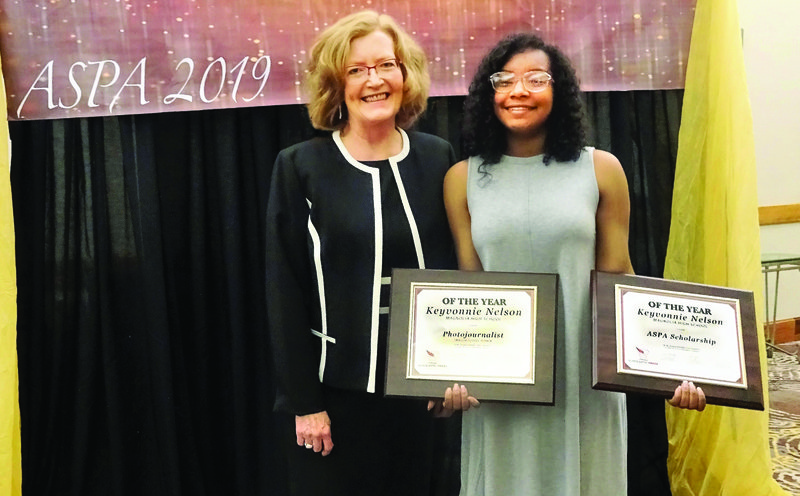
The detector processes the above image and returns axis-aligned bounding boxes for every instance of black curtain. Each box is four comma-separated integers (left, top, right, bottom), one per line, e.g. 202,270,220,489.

11,91,681,496
12,107,315,496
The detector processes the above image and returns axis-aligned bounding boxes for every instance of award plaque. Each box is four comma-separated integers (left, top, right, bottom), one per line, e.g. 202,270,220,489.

385,269,558,404
591,271,764,410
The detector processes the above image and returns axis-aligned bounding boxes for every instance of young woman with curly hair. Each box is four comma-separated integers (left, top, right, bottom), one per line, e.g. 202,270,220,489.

439,33,705,495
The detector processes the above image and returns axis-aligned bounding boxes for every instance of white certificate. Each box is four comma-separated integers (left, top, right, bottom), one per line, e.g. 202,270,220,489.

407,284,537,384
616,284,746,388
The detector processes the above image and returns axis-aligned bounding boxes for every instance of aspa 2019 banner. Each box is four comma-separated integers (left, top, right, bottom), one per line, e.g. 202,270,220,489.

0,0,696,121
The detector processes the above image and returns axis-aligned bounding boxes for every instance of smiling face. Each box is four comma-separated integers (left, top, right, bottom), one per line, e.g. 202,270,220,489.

342,30,404,133
493,49,553,140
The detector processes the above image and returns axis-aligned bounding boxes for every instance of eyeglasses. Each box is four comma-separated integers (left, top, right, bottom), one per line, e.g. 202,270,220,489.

489,70,553,93
345,58,402,81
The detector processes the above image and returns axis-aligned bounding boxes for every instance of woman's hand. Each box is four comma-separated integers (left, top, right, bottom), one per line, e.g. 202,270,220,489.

296,411,334,456
427,383,481,417
667,381,706,411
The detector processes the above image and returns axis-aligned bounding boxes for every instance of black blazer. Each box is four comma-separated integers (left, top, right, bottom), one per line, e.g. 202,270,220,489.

266,129,457,415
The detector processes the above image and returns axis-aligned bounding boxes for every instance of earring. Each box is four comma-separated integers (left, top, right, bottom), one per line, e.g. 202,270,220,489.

338,103,343,120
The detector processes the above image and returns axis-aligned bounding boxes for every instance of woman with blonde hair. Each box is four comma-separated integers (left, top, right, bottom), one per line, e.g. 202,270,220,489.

265,10,457,495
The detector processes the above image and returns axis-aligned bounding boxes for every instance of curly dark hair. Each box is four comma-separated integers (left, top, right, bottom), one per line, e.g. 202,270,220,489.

463,33,586,167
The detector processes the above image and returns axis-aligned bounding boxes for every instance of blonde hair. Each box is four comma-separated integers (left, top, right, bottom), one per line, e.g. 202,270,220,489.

305,10,430,130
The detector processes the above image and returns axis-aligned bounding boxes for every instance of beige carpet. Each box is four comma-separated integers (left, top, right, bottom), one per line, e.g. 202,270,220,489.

769,342,800,494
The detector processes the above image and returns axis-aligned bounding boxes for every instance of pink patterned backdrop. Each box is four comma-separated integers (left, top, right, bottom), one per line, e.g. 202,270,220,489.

0,0,696,120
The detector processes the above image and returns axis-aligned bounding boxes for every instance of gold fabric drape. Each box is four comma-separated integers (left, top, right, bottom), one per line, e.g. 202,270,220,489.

0,52,22,496
663,0,785,494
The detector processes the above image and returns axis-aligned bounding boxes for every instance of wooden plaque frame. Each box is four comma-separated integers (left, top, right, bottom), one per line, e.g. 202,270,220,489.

386,269,559,404
592,271,763,410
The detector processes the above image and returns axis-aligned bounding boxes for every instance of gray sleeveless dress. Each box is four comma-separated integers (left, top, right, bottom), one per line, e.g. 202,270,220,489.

461,149,627,496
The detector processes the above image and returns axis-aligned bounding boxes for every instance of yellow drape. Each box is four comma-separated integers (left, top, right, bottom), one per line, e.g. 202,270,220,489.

0,53,22,496
663,0,784,494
